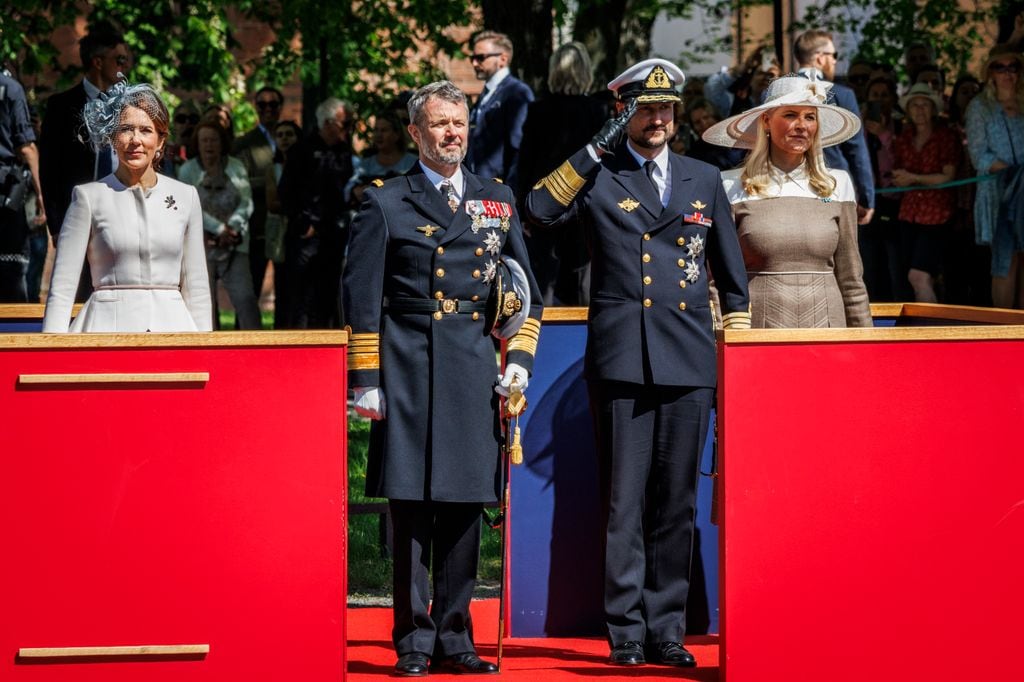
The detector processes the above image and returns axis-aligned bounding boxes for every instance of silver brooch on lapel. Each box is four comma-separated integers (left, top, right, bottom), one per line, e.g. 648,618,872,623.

165,195,177,210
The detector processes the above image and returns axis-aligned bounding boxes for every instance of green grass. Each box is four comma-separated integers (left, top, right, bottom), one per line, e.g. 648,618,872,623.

217,310,275,329
346,415,502,596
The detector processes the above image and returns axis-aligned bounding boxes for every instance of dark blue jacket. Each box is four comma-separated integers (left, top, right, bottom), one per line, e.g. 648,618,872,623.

526,145,749,388
466,75,534,190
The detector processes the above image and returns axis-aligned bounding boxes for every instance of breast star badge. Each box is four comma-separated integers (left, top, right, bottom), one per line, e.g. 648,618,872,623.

416,225,440,238
618,198,640,212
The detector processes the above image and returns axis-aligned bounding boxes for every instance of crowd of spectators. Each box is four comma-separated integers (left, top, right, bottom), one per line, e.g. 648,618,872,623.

2,10,1023,315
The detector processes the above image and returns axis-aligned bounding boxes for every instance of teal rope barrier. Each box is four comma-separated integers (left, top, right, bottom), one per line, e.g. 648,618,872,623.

875,172,1002,194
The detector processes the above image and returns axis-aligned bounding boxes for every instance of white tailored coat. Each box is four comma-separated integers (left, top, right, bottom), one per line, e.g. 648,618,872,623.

42,174,213,333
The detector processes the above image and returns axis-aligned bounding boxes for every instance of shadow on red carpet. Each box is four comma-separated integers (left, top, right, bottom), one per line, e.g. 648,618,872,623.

348,599,720,680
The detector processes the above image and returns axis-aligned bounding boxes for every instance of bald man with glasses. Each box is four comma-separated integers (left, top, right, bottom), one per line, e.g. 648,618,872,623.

465,30,534,192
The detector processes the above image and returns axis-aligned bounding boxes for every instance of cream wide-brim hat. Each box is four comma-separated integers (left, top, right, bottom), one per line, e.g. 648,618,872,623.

702,75,862,150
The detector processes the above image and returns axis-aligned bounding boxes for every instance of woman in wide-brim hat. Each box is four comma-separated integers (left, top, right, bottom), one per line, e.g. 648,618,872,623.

702,74,871,328
889,82,961,303
965,43,1024,308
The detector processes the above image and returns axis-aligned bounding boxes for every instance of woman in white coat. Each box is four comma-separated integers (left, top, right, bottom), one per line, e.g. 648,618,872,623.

42,82,212,332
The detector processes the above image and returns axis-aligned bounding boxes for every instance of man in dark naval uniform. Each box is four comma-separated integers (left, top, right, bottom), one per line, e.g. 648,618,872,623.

525,59,750,668
343,80,542,677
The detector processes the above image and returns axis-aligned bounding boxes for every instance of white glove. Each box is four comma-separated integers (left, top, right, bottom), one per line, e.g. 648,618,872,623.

495,362,529,397
353,386,386,420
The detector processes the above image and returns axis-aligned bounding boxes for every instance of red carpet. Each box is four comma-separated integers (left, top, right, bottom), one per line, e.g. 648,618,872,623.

347,599,720,680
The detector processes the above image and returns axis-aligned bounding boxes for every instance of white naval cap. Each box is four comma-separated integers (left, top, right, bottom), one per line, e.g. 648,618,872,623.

606,58,685,103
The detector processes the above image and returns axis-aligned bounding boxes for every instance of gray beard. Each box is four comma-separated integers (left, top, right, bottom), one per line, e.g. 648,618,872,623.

423,144,465,166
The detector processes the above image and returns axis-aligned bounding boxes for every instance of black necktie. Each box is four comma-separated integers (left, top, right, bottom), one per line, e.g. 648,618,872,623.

441,180,458,213
644,160,659,196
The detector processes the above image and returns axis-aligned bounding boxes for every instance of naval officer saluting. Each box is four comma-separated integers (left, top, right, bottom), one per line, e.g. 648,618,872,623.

525,59,750,668
343,80,542,677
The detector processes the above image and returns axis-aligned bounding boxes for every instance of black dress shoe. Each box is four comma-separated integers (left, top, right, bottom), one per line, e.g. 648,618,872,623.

609,640,645,665
432,652,498,674
395,652,429,676
648,641,696,667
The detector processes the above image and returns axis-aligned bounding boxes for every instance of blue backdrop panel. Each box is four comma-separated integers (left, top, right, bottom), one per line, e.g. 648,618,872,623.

510,320,719,637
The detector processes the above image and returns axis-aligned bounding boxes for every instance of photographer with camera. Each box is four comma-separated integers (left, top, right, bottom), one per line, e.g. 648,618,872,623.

0,66,44,302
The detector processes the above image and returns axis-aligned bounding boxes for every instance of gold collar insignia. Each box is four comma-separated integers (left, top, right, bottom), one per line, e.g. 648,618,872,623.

618,198,640,212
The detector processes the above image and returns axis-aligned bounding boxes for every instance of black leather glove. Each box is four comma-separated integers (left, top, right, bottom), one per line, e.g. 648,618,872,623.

590,98,638,154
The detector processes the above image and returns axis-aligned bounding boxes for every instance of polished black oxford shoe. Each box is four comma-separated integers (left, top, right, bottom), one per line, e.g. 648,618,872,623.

395,652,430,676
648,641,697,667
609,640,645,665
431,652,499,674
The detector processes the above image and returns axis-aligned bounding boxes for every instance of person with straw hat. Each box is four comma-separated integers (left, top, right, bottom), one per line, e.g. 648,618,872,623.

703,74,871,327
965,44,1024,308
890,83,960,303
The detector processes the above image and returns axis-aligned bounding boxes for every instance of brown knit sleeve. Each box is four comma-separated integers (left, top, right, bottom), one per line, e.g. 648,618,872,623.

835,200,873,327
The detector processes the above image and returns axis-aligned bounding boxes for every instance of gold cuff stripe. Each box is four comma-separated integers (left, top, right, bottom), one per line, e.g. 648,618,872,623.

722,311,752,330
540,161,587,207
348,332,380,369
507,318,542,356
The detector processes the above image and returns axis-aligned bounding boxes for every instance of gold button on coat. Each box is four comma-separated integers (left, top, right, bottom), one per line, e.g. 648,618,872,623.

471,295,479,301
643,298,652,307
475,247,484,256
643,233,651,241
433,311,442,320
679,280,687,288
642,253,651,263
679,302,687,311
473,269,481,278
472,312,480,320
436,268,445,277
643,276,652,285
434,291,444,299
678,258,686,267
436,246,445,255
677,237,685,246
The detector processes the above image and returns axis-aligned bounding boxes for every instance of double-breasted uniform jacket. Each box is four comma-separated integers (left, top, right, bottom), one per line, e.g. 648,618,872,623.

525,144,750,388
467,75,534,188
344,164,542,503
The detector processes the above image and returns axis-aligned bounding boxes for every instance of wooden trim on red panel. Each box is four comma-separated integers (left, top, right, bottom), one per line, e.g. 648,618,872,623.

0,331,348,349
18,372,210,385
18,645,210,658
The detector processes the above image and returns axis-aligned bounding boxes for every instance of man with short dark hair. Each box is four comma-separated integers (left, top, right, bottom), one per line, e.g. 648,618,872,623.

465,30,534,190
0,67,44,301
234,86,285,310
343,79,542,677
39,20,128,240
794,29,876,226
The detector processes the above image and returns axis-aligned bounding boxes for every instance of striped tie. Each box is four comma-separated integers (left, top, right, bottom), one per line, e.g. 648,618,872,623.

441,180,458,213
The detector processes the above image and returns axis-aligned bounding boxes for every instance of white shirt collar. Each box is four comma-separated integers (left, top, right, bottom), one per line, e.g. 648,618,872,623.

483,67,510,96
419,161,464,199
625,141,670,176
770,160,809,182
82,77,102,100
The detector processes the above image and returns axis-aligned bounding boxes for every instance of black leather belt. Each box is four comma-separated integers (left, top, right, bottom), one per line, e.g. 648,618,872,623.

385,298,488,315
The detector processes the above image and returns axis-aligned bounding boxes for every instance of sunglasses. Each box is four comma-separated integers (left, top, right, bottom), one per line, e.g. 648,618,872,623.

256,100,282,110
990,62,1021,74
818,50,840,60
174,113,200,125
470,52,502,64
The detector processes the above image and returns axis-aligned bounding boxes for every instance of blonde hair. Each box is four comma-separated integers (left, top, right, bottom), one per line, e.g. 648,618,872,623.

740,111,836,198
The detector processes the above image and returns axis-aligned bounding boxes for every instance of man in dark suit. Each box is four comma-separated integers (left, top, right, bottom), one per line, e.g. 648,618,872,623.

526,59,750,669
233,86,284,305
795,29,876,225
39,21,127,240
343,80,542,677
465,31,534,191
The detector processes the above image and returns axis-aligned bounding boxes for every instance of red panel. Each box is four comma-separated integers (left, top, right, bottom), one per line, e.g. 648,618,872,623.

719,339,1024,682
0,344,347,680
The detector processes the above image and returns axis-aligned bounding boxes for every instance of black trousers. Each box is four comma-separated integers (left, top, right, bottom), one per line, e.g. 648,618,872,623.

389,499,483,658
588,380,713,646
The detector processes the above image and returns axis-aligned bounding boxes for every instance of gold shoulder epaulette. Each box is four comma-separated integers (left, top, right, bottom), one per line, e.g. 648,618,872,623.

348,330,381,370
492,177,504,184
371,179,384,187
507,317,541,357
